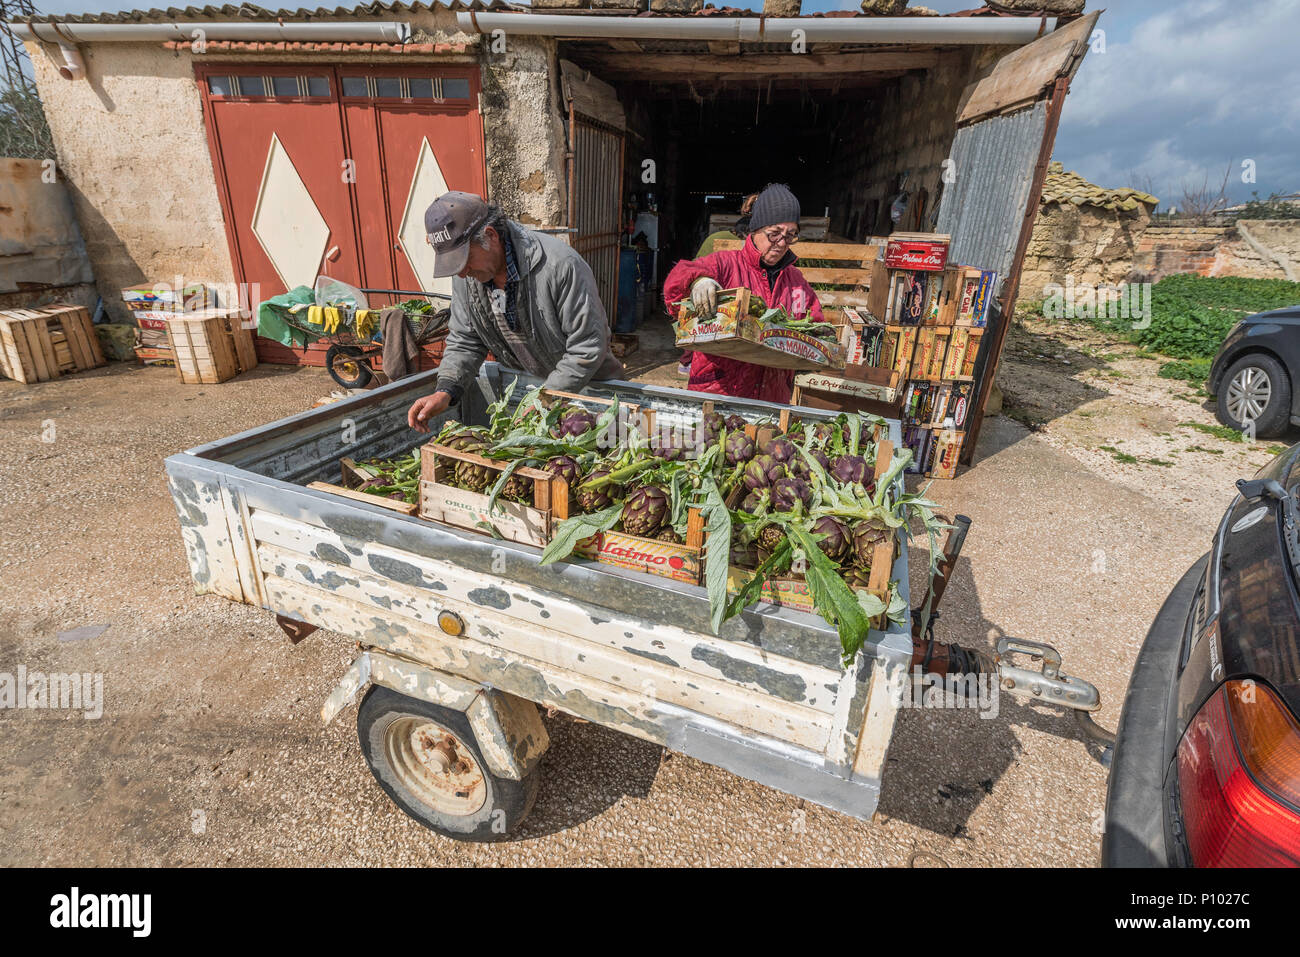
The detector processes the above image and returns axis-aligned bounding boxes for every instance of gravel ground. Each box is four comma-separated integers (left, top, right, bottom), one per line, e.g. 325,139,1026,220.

0,344,1238,866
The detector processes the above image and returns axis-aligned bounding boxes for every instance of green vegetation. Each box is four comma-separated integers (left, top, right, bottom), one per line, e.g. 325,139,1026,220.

1099,446,1138,464
1082,274,1300,361
1144,458,1175,467
1180,421,1245,443
1188,445,1225,455
1158,358,1213,383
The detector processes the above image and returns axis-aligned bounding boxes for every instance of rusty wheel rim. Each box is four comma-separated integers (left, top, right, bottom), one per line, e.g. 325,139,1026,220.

385,717,487,817
333,356,363,380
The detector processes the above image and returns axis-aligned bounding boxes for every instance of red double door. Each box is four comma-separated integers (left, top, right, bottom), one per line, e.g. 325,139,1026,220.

197,64,486,363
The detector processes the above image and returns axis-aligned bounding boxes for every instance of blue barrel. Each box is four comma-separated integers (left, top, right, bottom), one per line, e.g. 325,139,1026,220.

616,248,639,333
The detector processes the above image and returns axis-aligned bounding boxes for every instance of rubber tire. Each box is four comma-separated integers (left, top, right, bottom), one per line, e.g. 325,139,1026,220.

1215,352,1290,438
356,685,540,842
326,344,374,389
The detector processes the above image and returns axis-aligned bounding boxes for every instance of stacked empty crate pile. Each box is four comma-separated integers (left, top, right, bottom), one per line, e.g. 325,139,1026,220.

803,233,996,479
0,303,106,384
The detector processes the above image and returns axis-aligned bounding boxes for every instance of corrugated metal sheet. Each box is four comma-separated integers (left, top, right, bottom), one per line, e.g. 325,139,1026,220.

935,99,1047,287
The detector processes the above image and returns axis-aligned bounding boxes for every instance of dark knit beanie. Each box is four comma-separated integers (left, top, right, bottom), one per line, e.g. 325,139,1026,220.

748,183,801,233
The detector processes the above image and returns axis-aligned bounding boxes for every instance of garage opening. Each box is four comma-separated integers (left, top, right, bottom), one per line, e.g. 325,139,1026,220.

559,42,967,299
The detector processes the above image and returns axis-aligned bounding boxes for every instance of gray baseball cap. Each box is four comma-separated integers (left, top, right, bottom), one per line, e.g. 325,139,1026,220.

424,191,493,278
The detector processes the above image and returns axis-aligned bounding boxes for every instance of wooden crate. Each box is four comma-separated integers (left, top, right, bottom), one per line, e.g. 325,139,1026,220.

726,437,898,628
0,304,106,384
673,287,846,372
165,310,258,384
306,457,418,516
418,443,570,547
575,508,705,585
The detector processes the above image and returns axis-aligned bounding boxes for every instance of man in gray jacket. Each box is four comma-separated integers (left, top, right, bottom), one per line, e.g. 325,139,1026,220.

407,191,624,432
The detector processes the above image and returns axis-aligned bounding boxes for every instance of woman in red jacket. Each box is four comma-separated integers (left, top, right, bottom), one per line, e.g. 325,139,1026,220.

663,183,825,403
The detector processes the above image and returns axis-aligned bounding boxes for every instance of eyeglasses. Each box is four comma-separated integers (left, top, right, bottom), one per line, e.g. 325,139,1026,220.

762,228,799,246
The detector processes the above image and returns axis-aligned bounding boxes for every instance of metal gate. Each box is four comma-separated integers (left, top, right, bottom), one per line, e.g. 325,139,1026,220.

567,107,625,325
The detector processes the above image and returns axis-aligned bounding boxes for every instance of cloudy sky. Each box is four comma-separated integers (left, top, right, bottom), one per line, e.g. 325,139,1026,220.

20,0,1300,208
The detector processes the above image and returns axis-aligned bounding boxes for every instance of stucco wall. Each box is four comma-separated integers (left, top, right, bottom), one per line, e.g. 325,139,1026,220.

25,38,234,323
25,13,569,326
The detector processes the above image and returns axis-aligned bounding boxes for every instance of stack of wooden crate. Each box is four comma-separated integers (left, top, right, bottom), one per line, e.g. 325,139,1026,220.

165,310,258,384
0,304,106,384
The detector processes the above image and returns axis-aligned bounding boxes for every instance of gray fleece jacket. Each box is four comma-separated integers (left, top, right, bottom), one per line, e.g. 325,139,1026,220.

434,220,625,397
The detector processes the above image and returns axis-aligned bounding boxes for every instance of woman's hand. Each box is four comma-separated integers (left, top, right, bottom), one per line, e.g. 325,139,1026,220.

690,277,721,317
408,391,452,433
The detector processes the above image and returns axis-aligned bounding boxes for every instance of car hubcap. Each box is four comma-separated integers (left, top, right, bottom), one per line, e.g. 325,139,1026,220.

1227,367,1271,424
385,717,487,817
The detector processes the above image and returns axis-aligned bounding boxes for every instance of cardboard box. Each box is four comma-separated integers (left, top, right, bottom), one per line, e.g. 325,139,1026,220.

674,288,846,372
883,233,951,272
121,283,218,314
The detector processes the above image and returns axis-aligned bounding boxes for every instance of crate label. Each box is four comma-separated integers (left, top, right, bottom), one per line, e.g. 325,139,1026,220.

794,372,897,401
419,481,548,546
884,239,949,271
575,531,700,583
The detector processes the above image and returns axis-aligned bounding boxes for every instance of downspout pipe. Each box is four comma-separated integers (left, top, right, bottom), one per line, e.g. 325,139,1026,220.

6,20,411,44
456,12,1056,45
56,41,85,80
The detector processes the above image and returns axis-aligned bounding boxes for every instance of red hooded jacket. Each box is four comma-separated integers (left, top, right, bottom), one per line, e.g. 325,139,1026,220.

663,236,825,403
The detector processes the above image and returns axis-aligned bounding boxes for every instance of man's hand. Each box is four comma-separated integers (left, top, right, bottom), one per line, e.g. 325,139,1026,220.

408,391,453,433
690,277,721,317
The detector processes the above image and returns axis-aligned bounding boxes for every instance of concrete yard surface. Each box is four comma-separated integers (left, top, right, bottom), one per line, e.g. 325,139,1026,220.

0,352,1251,866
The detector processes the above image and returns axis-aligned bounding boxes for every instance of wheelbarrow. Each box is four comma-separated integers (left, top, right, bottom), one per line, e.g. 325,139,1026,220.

280,288,451,389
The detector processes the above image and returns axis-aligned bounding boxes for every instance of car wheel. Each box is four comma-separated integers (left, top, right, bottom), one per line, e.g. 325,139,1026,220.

357,686,540,842
1215,353,1290,438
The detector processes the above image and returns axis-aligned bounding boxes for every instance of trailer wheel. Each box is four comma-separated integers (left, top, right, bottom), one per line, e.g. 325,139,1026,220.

356,685,539,842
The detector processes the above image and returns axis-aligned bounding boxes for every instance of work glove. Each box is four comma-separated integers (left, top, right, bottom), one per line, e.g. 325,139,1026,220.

690,277,721,317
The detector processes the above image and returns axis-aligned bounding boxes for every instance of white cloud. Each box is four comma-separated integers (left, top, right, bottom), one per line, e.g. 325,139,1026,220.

1056,0,1300,204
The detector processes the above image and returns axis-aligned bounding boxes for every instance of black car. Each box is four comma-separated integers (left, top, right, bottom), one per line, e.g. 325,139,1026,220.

1103,445,1300,866
1209,306,1300,438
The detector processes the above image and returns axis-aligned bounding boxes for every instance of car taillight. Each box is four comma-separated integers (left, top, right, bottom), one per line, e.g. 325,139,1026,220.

1177,679,1300,866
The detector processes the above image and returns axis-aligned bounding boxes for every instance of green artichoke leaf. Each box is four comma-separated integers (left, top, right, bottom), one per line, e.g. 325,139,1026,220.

787,524,874,660
723,538,793,622
538,503,624,566
486,458,524,515
846,413,863,457
593,396,620,449
699,478,733,634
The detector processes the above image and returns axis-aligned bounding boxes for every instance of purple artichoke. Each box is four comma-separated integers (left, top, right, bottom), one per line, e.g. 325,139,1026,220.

552,405,598,439
656,527,683,544
765,436,797,463
544,454,581,486
742,454,779,490
770,476,812,513
702,410,725,446
809,448,831,469
725,430,756,465
576,468,621,512
651,432,687,462
621,485,670,537
831,454,870,486
740,489,767,512
724,414,747,431
812,516,851,563
454,459,493,493
851,520,890,566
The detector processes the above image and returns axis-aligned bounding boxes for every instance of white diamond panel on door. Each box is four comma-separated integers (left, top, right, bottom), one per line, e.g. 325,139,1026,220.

398,137,454,298
250,133,331,291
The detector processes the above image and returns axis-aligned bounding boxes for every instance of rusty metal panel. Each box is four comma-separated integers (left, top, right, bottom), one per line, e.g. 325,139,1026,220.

935,99,1047,289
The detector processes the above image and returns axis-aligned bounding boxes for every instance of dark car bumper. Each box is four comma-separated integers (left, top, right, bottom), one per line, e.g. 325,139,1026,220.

1101,552,1209,867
